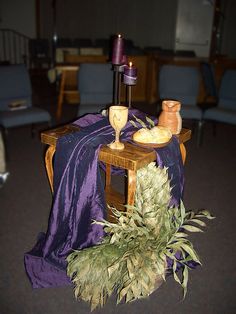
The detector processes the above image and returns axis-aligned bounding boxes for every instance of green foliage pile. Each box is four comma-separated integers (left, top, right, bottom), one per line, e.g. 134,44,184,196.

67,163,214,310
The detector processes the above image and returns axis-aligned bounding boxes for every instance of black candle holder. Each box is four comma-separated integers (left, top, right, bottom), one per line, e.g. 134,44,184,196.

123,63,137,108
112,64,124,105
125,85,132,108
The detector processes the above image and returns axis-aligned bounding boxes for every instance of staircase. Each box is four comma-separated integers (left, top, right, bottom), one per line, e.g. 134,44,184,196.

0,28,30,66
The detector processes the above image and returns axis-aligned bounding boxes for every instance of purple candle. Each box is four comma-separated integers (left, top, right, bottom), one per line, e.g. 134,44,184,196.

121,54,127,65
112,34,124,65
123,62,137,85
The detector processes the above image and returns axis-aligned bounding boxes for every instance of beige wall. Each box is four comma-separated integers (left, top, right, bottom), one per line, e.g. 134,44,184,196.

40,0,177,50
1,0,236,58
221,0,236,58
0,0,36,38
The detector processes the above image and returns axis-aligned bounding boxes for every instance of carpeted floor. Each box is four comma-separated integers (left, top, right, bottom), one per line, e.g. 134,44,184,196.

0,74,236,314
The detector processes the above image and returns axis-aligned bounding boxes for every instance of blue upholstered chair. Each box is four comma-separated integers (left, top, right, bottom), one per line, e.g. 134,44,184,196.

0,64,51,132
200,62,218,102
77,63,113,117
158,64,202,121
202,69,236,125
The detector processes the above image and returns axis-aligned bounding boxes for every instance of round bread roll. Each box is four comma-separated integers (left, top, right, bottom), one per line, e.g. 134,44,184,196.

133,126,172,144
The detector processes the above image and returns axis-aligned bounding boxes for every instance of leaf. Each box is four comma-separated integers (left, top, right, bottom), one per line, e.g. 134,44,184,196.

180,243,201,265
172,260,181,285
182,224,203,233
118,283,131,301
188,218,206,227
195,210,216,220
132,114,147,128
155,260,166,277
174,232,189,238
107,261,120,277
145,116,155,128
182,265,188,299
139,275,151,293
126,289,135,303
180,201,186,225
74,285,81,298
181,254,197,265
129,120,138,128
185,210,195,220
128,282,137,299
165,249,177,260
127,259,135,279
90,287,102,310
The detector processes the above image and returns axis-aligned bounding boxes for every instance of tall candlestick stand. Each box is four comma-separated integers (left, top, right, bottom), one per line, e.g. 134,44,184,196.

128,85,132,108
111,34,124,105
113,66,119,105
123,62,137,108
118,71,122,105
125,85,132,108
113,64,124,105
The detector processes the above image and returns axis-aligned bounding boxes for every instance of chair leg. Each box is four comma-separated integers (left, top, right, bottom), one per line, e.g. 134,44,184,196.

0,126,9,163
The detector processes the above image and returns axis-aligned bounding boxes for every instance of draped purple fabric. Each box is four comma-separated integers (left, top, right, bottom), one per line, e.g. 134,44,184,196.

24,109,184,288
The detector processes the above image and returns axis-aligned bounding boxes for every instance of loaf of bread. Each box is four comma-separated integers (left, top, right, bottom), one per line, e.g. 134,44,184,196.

133,126,172,144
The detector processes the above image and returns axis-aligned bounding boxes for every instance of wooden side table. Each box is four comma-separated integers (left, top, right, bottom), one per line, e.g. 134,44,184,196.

41,125,191,218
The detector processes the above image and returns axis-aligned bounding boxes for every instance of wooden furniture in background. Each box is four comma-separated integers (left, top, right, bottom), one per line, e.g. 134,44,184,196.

63,54,211,106
41,125,191,220
64,54,157,104
56,65,79,120
121,55,157,104
55,56,108,120
64,54,108,64
55,53,236,120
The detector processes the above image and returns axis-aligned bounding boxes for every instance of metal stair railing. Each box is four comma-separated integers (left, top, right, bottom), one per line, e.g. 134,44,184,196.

0,28,30,67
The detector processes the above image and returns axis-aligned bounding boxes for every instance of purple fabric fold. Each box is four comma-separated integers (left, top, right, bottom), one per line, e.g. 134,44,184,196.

24,109,184,288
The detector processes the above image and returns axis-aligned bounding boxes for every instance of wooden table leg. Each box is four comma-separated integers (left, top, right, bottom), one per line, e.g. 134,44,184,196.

127,169,136,208
105,164,111,189
179,143,186,164
56,71,66,121
45,145,55,192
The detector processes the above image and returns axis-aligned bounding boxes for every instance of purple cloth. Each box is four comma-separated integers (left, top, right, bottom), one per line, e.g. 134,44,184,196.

24,109,184,288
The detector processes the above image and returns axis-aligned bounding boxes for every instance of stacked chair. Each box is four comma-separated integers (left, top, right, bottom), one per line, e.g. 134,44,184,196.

0,64,51,148
200,63,236,143
158,64,202,144
77,63,113,117
202,67,236,124
200,62,218,103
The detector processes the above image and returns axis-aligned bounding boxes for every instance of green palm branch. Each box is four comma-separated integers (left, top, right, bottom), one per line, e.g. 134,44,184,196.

67,163,214,310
